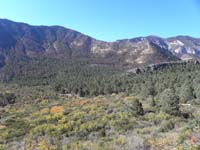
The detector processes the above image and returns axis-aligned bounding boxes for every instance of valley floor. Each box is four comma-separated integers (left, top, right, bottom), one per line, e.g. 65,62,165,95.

0,87,200,150
1,62,200,149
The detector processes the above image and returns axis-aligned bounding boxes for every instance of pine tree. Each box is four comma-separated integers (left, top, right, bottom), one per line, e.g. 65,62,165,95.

195,85,200,99
179,81,194,103
159,88,180,116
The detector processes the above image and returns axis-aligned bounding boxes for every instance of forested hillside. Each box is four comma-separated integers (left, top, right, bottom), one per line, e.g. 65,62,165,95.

1,57,200,100
1,61,200,149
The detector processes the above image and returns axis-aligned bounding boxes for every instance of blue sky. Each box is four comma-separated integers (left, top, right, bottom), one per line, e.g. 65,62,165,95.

0,0,200,41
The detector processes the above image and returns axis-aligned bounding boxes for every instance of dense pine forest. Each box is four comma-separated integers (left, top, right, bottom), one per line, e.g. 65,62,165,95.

1,58,200,149
1,57,200,100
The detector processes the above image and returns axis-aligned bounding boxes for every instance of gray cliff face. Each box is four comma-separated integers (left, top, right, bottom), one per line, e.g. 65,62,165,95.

166,36,200,60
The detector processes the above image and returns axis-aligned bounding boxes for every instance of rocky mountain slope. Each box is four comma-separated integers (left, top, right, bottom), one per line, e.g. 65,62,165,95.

0,19,200,67
166,36,200,60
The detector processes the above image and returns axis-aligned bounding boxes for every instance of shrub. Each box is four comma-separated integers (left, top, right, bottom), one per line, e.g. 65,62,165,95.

40,108,50,114
159,120,175,132
50,106,64,114
31,124,57,136
0,144,3,150
0,92,16,106
122,97,144,116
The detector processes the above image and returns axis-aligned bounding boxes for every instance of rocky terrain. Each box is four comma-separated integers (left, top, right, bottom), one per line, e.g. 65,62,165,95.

1,19,200,68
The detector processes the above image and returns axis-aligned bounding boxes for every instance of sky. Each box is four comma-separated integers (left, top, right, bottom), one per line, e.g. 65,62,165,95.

0,0,200,41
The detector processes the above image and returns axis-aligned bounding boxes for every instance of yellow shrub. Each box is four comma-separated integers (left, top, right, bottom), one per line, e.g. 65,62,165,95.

36,137,55,150
0,124,6,129
115,135,126,146
50,106,64,114
148,137,169,149
39,99,49,105
79,99,90,105
45,113,64,122
124,96,138,102
0,144,3,150
40,108,50,114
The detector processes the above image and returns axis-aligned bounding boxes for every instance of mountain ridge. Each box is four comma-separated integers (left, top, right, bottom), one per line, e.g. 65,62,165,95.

0,19,200,67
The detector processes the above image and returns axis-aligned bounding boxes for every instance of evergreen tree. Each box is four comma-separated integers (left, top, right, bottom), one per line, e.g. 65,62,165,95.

179,81,194,103
141,80,156,99
195,85,200,99
159,88,180,116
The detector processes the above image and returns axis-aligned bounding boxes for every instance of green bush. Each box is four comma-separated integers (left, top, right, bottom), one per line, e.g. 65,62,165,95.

0,92,16,106
122,97,144,116
159,120,175,132
0,144,3,150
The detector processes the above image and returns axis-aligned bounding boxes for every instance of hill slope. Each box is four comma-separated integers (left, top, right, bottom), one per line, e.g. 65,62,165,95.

1,19,200,68
0,19,181,67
